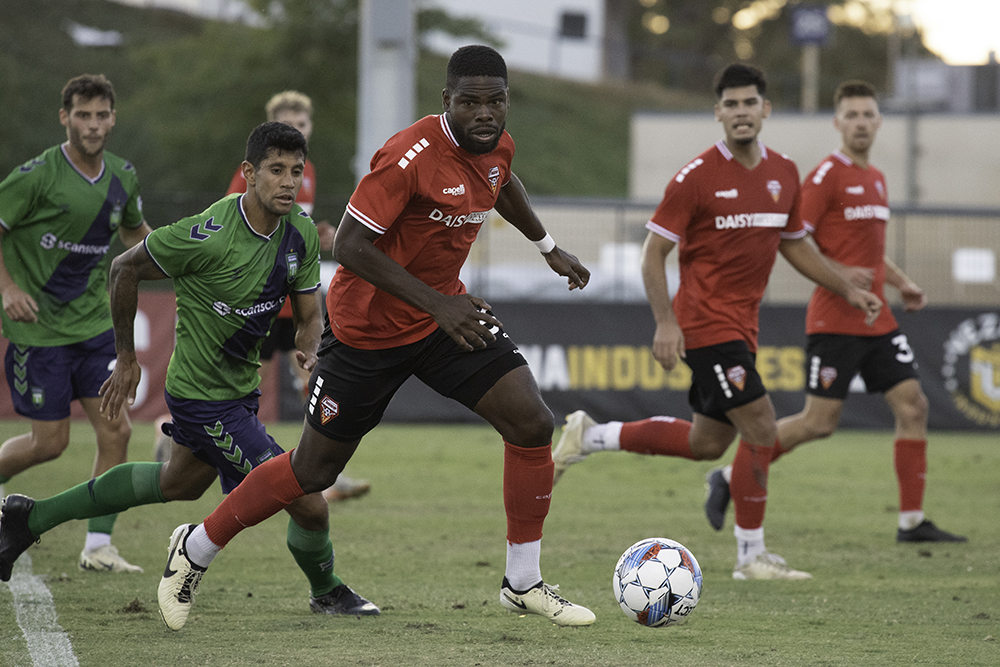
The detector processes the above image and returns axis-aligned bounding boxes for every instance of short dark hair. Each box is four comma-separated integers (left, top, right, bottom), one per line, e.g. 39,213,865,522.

446,45,508,90
834,80,878,107
62,74,115,111
244,121,308,169
713,63,767,99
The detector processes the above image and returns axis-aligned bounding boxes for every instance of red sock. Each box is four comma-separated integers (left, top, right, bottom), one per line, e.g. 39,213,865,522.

503,441,552,544
894,438,927,512
769,440,788,464
204,451,305,547
731,439,772,530
620,416,696,459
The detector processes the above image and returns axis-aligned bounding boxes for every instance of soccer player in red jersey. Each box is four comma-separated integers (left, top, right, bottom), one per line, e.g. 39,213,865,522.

701,81,966,543
553,64,882,580
144,45,597,629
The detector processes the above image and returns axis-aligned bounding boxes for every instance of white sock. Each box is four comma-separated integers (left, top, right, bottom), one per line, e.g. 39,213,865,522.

734,525,765,566
582,421,623,453
84,532,112,553
184,524,222,569
899,510,925,531
504,540,542,592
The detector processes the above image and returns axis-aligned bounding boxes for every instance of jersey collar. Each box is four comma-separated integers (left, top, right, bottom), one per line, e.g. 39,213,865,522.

715,139,768,161
832,150,854,166
60,143,105,185
237,194,282,240
438,114,460,149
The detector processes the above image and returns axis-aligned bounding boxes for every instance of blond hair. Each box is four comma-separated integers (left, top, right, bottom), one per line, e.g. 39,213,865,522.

264,90,313,121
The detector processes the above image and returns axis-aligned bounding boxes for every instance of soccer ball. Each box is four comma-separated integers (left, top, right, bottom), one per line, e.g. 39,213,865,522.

613,537,703,627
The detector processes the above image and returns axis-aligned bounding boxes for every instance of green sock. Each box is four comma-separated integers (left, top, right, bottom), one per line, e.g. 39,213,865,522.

28,462,166,536
286,519,342,598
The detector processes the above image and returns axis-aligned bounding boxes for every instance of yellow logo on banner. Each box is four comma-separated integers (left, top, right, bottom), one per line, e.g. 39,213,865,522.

970,343,1000,413
941,313,1000,428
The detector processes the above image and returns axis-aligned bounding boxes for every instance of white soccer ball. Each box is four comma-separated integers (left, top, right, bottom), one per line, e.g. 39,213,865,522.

612,537,703,627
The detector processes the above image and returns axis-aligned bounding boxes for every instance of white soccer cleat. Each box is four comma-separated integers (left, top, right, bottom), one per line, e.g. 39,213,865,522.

158,524,207,631
552,410,596,485
733,552,812,581
500,578,596,627
79,544,144,573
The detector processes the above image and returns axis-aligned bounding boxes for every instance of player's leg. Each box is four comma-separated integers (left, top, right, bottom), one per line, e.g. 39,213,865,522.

472,365,596,627
0,419,71,481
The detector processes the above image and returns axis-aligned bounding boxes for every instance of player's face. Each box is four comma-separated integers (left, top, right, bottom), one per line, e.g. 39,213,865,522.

442,76,508,155
247,148,305,217
274,110,313,142
834,96,881,156
715,85,770,146
59,95,115,158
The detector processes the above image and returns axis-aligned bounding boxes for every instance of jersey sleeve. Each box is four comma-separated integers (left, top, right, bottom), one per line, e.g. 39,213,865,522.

346,139,420,234
120,162,145,230
143,215,217,278
646,164,703,242
0,162,43,231
290,210,322,294
800,160,836,234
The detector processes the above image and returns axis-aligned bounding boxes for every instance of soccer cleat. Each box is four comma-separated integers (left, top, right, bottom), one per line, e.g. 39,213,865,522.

158,524,207,631
733,552,812,580
0,494,39,582
552,410,596,485
500,577,596,627
704,467,731,531
309,584,381,616
897,519,968,543
321,475,371,502
79,544,144,573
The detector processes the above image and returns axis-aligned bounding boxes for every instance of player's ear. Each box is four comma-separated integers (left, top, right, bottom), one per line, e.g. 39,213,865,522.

442,88,451,112
241,161,256,188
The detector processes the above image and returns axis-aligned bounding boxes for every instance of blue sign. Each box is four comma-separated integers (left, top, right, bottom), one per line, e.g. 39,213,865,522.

791,6,830,46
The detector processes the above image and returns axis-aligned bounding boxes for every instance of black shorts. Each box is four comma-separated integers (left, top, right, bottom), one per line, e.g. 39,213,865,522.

259,318,297,360
684,340,768,425
804,330,919,399
305,321,527,441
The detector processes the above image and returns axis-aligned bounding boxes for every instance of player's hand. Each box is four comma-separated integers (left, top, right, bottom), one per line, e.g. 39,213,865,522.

315,221,336,253
431,294,502,352
899,281,927,312
99,356,141,420
1,284,39,323
651,321,685,372
295,349,319,372
840,265,874,290
846,288,883,327
542,247,590,291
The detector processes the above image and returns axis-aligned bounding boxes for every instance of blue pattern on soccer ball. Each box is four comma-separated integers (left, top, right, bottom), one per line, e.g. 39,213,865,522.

613,537,703,628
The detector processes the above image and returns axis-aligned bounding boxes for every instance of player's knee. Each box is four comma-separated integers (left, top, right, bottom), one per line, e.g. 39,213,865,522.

692,440,730,461
896,392,929,428
28,435,70,463
806,420,837,440
510,405,554,447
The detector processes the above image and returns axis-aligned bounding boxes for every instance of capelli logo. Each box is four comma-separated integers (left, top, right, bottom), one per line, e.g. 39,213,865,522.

442,184,466,196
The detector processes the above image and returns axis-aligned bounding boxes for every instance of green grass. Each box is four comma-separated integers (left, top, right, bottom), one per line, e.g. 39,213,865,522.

1,421,997,666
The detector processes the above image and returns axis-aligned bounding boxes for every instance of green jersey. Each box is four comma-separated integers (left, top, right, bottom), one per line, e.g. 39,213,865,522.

145,194,321,401
0,144,144,346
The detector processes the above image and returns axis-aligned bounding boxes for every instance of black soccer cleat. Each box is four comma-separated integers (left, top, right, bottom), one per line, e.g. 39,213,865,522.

897,519,968,543
0,494,39,582
309,584,381,616
704,468,731,531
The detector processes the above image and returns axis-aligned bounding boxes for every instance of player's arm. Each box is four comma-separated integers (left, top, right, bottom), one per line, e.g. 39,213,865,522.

117,220,153,249
779,236,882,325
641,231,685,372
494,173,589,291
333,210,501,352
289,291,322,372
0,228,38,323
99,242,169,419
884,254,926,312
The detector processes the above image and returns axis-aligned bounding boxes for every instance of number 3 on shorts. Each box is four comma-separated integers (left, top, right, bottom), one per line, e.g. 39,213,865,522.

891,334,914,363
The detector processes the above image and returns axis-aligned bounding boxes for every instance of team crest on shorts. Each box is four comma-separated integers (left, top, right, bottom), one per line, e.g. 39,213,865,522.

31,387,45,409
766,180,782,203
320,396,339,425
820,366,838,390
726,365,747,391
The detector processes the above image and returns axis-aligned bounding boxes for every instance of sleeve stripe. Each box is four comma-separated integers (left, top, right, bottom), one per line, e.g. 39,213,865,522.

780,228,809,240
645,220,681,243
142,236,172,277
291,281,322,294
345,203,387,235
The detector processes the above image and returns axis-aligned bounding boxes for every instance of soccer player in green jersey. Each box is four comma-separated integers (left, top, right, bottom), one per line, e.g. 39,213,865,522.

0,74,151,573
0,121,377,620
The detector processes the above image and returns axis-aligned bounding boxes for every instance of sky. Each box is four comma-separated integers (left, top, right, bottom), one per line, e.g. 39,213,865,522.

114,0,1000,66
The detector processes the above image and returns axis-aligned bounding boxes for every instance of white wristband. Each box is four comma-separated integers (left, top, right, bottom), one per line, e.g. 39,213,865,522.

532,233,556,254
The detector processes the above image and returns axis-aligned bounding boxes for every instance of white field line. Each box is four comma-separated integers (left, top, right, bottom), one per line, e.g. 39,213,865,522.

7,553,79,667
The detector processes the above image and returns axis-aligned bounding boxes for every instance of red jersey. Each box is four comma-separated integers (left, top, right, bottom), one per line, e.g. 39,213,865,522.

802,151,896,336
227,158,318,319
327,114,515,349
646,140,806,352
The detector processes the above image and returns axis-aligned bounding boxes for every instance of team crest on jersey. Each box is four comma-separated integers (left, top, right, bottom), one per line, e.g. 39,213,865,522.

320,396,339,425
726,365,747,391
875,180,885,199
286,252,299,281
766,180,782,203
109,202,124,230
820,366,838,390
488,166,500,194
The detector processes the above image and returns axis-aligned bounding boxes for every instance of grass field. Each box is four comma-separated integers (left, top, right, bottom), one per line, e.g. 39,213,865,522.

0,420,996,666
